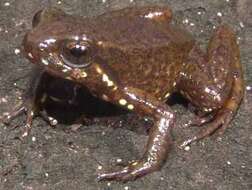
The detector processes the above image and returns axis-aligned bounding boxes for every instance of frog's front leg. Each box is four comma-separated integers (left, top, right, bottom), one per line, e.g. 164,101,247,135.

178,25,244,147
1,68,57,137
97,87,174,181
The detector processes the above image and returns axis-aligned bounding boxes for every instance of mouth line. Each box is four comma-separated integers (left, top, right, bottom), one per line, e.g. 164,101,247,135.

42,53,73,71
39,56,70,78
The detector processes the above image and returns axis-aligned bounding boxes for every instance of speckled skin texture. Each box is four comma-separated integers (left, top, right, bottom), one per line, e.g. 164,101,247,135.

1,6,244,181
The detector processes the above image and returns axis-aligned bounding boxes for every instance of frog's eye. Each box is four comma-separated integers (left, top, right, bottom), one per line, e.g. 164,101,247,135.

61,41,91,68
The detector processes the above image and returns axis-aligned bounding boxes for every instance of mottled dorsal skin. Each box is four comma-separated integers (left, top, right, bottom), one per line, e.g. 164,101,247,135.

25,7,195,100
95,14,196,99
5,6,244,181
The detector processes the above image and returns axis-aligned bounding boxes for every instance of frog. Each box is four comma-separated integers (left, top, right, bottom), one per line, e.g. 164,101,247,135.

2,6,244,181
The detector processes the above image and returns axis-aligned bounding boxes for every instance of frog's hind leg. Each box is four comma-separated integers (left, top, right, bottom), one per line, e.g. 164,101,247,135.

181,25,244,147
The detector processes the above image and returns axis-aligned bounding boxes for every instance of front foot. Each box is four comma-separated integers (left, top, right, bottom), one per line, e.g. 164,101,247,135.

0,99,36,137
97,159,160,182
1,98,57,138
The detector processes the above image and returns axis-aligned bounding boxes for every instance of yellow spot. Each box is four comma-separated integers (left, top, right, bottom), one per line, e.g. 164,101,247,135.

102,73,114,87
102,74,109,82
97,41,103,45
113,86,118,91
164,92,170,98
119,99,127,106
66,76,73,81
62,69,68,73
56,61,63,66
131,161,138,166
96,67,102,74
80,71,87,78
107,80,114,87
127,104,134,110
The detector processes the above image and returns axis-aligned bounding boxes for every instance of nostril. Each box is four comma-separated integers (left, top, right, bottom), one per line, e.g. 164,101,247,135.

32,10,43,27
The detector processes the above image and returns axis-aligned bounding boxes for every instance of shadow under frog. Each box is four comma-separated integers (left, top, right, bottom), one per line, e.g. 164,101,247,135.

24,66,150,132
1,6,244,181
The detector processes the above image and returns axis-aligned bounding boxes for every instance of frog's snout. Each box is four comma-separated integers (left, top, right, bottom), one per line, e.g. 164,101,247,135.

22,32,35,61
32,10,43,28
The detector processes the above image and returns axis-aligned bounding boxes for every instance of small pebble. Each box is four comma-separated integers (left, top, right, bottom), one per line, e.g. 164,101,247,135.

1,97,7,103
239,22,244,28
14,48,21,55
217,12,222,17
227,161,231,165
51,119,58,126
246,86,251,91
237,37,241,44
217,137,222,141
97,165,103,170
183,18,189,24
22,132,28,137
48,117,58,126
15,20,24,27
102,131,106,136
116,158,122,163
4,2,10,6
124,186,129,190
184,146,190,151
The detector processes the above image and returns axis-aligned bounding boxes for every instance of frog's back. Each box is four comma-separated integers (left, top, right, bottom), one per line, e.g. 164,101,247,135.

90,7,195,99
93,6,194,50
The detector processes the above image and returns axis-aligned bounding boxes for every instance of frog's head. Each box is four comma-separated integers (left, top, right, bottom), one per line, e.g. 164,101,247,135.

23,8,105,83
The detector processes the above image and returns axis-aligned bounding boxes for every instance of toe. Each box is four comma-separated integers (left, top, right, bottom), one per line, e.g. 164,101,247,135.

97,167,130,181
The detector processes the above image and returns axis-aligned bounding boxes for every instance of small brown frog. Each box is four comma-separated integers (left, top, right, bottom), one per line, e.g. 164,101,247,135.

2,6,244,181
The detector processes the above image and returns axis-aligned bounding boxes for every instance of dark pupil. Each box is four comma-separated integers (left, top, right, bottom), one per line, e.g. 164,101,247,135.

61,41,91,68
70,45,87,58
60,41,91,68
